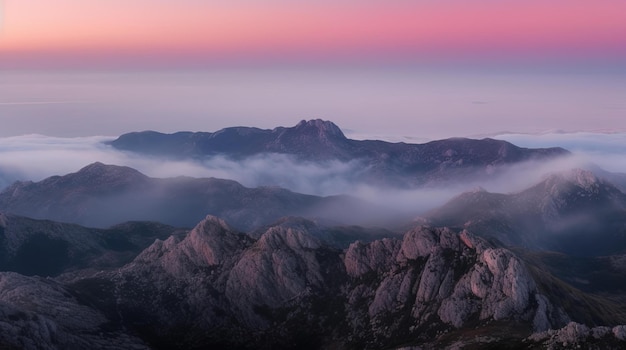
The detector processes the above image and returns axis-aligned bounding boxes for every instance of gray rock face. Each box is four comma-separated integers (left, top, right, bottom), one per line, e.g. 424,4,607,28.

343,227,562,346
344,238,400,277
528,322,626,349
225,225,326,327
71,219,571,349
7,211,623,349
0,272,148,350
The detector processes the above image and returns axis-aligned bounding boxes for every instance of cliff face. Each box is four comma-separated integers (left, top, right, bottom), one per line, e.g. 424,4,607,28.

342,227,568,346
68,217,569,349
3,214,626,349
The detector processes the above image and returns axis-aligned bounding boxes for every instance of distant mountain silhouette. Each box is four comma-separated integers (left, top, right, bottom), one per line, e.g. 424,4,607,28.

108,119,570,187
0,162,388,229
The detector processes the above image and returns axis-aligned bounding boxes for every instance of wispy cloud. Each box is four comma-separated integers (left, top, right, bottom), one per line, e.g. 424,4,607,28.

494,132,626,173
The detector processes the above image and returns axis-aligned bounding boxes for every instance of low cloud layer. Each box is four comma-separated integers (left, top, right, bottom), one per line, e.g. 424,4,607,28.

1,133,624,219
495,132,626,174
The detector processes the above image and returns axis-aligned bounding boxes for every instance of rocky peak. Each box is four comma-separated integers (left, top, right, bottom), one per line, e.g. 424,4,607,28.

224,223,327,327
183,215,250,266
294,119,346,140
130,215,252,277
397,226,461,261
532,168,626,215
255,217,323,251
344,238,400,277
565,168,603,189
539,168,603,191
74,162,148,182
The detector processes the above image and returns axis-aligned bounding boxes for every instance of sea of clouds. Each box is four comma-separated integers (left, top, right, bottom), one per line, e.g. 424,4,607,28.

1,132,624,215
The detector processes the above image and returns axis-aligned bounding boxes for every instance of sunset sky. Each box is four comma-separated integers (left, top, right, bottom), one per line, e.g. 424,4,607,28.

0,1,625,138
2,0,626,67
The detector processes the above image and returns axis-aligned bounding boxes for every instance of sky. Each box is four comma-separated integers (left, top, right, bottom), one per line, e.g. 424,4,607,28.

0,1,625,138
2,1,626,67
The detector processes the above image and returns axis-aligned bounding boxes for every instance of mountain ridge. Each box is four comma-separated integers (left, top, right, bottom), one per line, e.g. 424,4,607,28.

65,217,626,349
1,212,626,348
0,162,394,230
427,168,626,255
107,119,570,187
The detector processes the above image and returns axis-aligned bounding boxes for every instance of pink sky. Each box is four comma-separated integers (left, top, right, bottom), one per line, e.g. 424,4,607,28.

2,1,626,67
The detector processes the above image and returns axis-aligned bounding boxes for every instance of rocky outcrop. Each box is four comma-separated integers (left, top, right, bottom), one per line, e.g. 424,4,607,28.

3,212,624,348
65,219,574,349
0,272,148,350
527,322,626,349
225,224,328,328
343,227,566,347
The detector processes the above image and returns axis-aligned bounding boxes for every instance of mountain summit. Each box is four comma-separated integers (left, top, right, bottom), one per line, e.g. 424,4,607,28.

292,119,346,139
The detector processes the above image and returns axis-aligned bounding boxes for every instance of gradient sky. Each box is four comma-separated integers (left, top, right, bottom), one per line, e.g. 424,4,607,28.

2,0,626,67
0,1,625,138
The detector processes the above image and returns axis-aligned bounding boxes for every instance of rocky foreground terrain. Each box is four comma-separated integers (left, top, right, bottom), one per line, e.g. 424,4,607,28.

2,213,626,349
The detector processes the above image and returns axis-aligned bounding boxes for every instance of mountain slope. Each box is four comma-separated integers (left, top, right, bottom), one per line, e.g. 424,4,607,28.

0,162,385,230
427,169,626,255
68,217,586,349
0,272,149,350
1,214,625,348
0,211,176,277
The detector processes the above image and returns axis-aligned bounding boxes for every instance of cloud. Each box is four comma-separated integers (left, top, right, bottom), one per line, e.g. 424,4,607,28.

0,133,623,221
0,135,364,195
494,132,626,173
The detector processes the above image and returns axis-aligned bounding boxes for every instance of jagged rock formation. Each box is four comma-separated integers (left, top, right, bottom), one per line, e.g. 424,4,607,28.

0,162,382,229
427,169,626,255
67,216,588,349
0,214,625,348
107,119,569,187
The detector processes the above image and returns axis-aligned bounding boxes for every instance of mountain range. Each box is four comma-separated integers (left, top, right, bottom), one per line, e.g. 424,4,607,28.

2,215,626,349
2,120,626,349
108,119,570,187
0,162,393,230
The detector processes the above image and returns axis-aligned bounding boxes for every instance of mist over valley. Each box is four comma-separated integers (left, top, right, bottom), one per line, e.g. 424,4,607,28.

2,121,626,349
